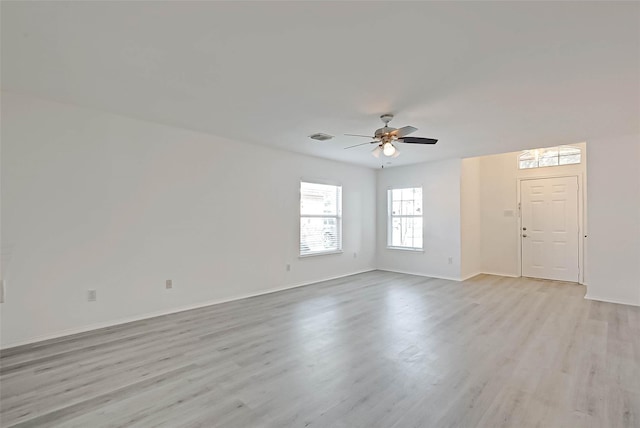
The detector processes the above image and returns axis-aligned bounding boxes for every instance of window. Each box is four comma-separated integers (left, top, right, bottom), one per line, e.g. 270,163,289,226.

300,181,342,256
388,187,423,250
519,146,581,169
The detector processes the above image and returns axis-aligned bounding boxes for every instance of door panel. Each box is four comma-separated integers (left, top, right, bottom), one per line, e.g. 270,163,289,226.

521,176,579,282
551,200,566,231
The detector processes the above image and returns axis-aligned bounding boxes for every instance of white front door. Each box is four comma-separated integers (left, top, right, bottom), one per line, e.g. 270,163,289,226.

521,176,579,282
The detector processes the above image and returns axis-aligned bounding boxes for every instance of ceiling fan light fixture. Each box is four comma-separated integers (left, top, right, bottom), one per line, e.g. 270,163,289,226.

383,142,396,156
372,146,382,158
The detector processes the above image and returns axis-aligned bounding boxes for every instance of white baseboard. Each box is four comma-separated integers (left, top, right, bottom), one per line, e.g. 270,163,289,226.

584,294,640,307
460,272,483,281
1,268,375,350
379,269,520,282
377,268,463,282
480,271,520,278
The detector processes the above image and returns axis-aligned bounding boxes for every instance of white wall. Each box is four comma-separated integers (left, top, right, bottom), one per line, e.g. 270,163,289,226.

585,134,640,306
476,144,587,277
460,157,482,280
0,92,377,348
376,159,462,280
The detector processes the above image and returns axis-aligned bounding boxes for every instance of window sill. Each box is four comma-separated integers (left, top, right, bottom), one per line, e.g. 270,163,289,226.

299,250,343,258
386,246,424,253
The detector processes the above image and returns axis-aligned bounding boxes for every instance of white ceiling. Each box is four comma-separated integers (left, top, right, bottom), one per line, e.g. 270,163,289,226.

2,1,639,168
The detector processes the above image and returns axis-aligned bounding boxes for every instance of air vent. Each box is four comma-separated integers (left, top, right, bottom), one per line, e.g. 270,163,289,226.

309,133,334,141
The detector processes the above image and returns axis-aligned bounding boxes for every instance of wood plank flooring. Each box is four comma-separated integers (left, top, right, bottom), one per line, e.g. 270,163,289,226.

1,271,639,427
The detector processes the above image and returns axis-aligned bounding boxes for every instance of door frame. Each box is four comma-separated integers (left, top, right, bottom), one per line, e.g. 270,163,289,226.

517,173,586,284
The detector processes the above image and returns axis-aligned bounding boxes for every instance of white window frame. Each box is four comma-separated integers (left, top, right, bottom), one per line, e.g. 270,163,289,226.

387,186,424,251
299,180,343,257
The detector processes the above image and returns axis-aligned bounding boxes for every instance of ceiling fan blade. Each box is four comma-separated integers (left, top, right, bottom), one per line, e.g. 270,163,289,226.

344,141,376,149
392,126,418,138
398,137,438,144
372,146,382,158
344,133,375,138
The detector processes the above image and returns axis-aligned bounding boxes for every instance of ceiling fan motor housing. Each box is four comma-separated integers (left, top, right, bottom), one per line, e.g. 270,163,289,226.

375,126,397,140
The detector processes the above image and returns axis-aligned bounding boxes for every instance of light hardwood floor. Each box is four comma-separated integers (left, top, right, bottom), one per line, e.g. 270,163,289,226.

1,271,639,427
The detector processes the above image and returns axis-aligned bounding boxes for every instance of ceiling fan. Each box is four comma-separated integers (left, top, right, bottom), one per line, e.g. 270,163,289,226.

344,114,438,158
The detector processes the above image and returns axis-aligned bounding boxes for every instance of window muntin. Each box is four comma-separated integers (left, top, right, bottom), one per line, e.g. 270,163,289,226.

519,146,581,169
388,187,423,250
300,182,342,256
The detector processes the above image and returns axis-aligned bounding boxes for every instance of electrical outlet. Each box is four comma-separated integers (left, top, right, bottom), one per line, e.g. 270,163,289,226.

166,279,172,289
286,264,291,272
448,257,453,265
87,289,97,302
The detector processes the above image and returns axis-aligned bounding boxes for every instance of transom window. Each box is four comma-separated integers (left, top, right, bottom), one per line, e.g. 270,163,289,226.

388,187,423,250
519,146,581,169
300,181,342,256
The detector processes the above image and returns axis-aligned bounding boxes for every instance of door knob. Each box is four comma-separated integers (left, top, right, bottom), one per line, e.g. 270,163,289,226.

522,234,528,238
522,227,527,231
